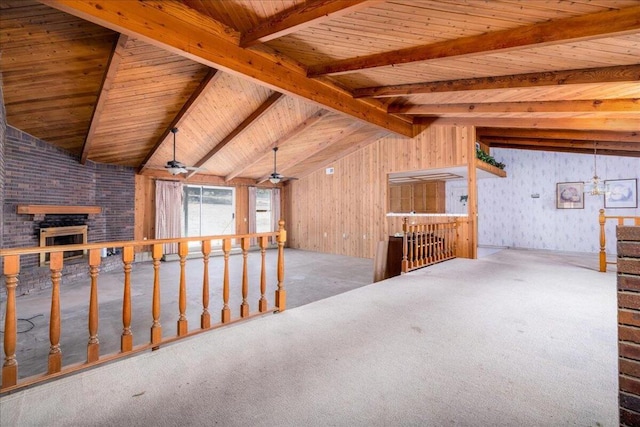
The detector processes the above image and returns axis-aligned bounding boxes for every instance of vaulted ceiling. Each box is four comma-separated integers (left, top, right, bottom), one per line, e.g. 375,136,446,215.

1,0,639,184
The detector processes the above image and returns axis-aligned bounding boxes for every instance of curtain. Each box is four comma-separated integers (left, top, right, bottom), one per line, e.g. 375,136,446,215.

271,187,281,234
155,180,183,254
248,186,256,246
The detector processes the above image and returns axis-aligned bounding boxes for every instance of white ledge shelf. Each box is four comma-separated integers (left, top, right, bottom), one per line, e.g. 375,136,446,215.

17,205,102,215
475,159,507,178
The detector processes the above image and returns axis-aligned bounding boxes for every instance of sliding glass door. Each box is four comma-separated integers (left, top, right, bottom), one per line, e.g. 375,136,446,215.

183,185,235,248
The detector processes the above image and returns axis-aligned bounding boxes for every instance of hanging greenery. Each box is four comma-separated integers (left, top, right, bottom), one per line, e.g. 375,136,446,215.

476,146,506,170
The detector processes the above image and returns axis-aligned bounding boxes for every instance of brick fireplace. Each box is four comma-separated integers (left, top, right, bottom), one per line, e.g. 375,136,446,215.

1,125,136,298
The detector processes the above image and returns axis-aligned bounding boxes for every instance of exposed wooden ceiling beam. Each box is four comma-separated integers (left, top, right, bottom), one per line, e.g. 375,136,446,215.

81,33,128,164
256,121,365,183
224,109,329,182
389,99,640,114
480,137,640,152
295,130,389,179
418,117,640,131
42,0,414,138
186,92,284,179
353,65,640,98
307,6,640,77
240,0,375,48
137,68,221,174
139,169,260,186
476,128,640,143
484,137,640,157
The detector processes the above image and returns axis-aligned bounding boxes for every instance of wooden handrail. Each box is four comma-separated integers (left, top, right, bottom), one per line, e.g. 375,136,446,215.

401,217,458,273
599,209,640,272
1,224,286,393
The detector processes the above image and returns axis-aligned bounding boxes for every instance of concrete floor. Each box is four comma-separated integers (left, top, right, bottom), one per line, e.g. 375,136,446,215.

0,248,618,426
1,248,374,380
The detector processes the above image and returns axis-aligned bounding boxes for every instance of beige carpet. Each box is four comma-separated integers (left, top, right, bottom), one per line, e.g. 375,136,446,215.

0,248,617,426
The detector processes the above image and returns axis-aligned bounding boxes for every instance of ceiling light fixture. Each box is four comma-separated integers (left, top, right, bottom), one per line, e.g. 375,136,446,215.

585,142,608,196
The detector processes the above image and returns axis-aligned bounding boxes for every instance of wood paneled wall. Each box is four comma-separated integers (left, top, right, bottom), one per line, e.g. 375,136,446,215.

284,124,476,259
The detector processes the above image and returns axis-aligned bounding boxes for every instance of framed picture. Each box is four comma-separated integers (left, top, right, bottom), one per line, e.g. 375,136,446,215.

556,182,584,209
605,179,638,209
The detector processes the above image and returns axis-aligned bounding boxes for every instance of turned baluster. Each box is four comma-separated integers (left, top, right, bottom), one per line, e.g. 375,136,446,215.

428,224,435,264
409,225,416,269
2,255,20,388
177,241,188,336
87,249,101,363
401,218,408,273
150,244,163,346
48,252,63,374
275,220,287,312
418,224,425,266
201,240,211,329
415,225,421,266
221,238,232,323
240,237,250,318
259,235,268,312
121,246,134,352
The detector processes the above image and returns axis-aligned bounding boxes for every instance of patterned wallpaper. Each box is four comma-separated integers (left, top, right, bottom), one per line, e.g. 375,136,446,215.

477,148,640,255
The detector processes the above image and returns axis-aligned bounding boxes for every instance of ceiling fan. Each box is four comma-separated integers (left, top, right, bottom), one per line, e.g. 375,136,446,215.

165,128,203,175
268,147,297,184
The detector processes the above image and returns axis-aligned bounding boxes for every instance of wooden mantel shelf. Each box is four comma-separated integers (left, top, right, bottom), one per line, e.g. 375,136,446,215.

17,205,102,215
475,159,507,178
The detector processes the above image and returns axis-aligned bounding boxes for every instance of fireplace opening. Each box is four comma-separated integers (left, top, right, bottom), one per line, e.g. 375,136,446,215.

40,225,88,266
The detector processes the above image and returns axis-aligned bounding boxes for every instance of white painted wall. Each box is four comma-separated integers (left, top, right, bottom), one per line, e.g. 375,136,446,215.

477,148,640,254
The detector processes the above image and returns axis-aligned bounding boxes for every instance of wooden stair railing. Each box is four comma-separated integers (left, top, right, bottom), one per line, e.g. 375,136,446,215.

401,218,458,273
599,209,640,272
0,221,286,393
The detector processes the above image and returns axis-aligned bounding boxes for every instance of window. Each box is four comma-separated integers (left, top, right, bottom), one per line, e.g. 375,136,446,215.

183,185,235,248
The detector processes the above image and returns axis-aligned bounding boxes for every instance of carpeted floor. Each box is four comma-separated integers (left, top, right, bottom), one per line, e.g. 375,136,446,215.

0,248,618,426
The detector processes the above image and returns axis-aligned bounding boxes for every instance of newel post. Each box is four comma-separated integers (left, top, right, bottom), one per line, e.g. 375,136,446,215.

2,255,20,388
599,209,607,272
275,220,287,312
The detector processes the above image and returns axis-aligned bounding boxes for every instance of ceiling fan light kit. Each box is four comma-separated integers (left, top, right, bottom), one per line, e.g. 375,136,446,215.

165,128,202,176
269,147,283,184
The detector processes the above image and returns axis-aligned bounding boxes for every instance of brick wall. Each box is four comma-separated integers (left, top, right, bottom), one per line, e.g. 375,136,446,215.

618,226,640,426
1,125,135,295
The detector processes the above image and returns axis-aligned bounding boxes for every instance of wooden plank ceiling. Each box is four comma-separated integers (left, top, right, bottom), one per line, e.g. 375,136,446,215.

1,0,638,184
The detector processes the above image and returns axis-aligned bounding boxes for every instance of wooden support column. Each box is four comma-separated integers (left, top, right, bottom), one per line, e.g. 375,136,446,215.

48,252,63,374
121,246,134,352
87,249,101,363
240,237,250,318
177,241,189,336
2,255,20,388
150,244,163,347
600,209,607,272
259,235,269,312
201,240,211,329
221,238,232,323
467,128,478,259
275,220,287,312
